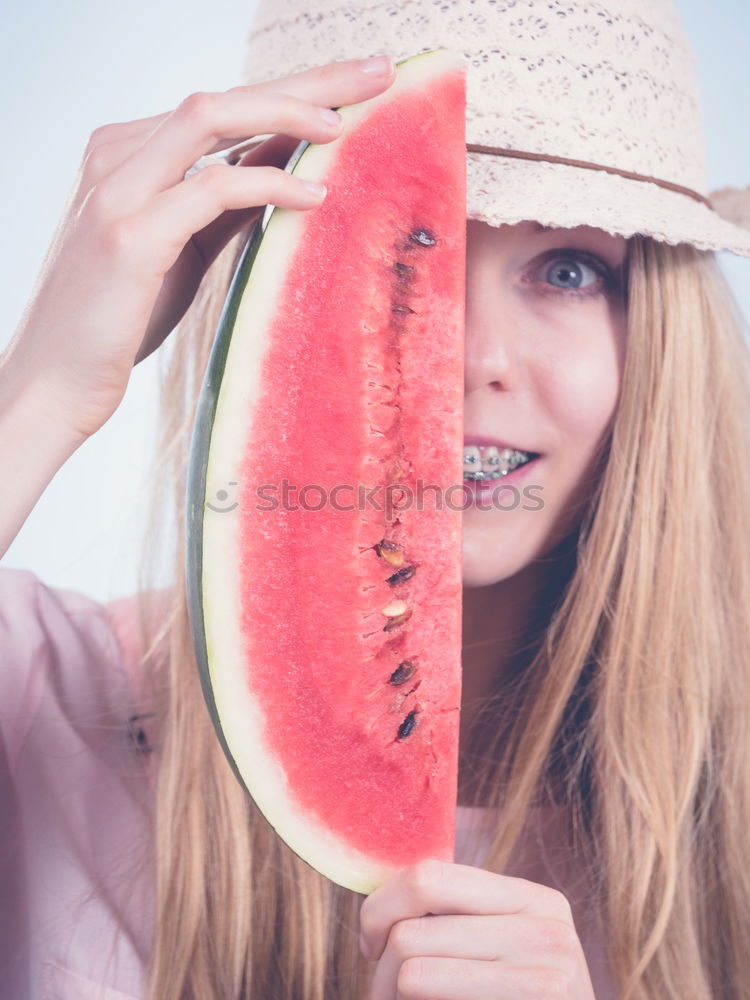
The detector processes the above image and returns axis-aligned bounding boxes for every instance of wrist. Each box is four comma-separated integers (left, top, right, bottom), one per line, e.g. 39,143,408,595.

0,351,86,470
0,347,91,559
0,346,89,457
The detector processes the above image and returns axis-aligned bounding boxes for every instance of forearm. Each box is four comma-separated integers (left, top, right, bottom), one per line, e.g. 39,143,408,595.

0,348,86,560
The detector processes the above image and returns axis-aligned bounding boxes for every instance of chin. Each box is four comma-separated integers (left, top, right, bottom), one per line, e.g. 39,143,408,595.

461,509,574,588
461,542,533,589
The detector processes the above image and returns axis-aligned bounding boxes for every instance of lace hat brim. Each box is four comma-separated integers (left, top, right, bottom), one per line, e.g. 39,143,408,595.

467,153,750,257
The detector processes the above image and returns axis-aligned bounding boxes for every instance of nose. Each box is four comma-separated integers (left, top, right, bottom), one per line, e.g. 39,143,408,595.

464,282,519,396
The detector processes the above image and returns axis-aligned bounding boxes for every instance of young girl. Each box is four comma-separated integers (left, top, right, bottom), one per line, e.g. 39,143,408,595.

2,0,750,997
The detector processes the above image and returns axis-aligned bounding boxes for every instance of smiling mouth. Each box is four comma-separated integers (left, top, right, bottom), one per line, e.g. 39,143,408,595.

463,444,539,480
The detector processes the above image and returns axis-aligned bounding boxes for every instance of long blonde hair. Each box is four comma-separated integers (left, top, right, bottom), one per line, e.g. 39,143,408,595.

132,226,750,999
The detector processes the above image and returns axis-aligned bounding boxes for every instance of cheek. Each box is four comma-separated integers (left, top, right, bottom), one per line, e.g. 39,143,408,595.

536,311,624,448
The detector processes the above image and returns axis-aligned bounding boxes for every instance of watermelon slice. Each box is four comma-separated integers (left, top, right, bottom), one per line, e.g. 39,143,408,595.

186,49,466,894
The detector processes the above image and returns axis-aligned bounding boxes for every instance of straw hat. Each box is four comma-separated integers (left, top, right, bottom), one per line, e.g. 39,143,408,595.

232,0,750,257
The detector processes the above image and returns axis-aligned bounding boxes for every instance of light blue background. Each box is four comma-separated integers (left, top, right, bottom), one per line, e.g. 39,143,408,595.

2,0,748,600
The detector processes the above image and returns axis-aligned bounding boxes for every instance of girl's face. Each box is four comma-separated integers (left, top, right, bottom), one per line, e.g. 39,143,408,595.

463,219,628,588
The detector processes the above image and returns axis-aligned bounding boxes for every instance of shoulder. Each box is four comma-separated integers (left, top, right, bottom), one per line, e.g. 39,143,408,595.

0,564,170,675
0,566,169,766
0,565,131,702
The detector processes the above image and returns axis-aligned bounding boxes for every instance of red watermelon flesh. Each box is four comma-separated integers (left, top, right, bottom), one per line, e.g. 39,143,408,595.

187,49,466,894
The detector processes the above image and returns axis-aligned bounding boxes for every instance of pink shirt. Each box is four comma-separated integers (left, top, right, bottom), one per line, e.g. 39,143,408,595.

0,567,615,999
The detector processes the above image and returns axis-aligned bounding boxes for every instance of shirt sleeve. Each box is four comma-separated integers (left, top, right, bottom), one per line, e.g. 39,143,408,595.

0,567,159,995
0,567,160,776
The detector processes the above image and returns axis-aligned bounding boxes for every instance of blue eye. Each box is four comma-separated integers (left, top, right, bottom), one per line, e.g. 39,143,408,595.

525,249,617,301
544,257,598,290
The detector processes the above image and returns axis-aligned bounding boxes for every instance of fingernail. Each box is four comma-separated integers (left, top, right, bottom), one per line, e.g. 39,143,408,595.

319,107,343,127
358,54,393,76
302,180,327,198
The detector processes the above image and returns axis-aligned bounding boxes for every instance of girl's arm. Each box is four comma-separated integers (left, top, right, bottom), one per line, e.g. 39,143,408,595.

0,356,86,559
0,56,397,562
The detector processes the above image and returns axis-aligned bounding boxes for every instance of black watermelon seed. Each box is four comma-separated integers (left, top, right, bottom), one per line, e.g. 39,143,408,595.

386,565,416,586
376,538,401,555
410,229,437,247
397,710,418,740
393,261,415,277
389,660,416,686
392,305,415,315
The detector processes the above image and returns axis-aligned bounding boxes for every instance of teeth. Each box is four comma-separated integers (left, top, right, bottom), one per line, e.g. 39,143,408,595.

463,445,482,476
464,444,534,480
481,445,499,477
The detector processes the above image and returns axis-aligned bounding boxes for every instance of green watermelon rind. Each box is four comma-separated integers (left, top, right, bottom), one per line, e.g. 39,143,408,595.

185,216,266,794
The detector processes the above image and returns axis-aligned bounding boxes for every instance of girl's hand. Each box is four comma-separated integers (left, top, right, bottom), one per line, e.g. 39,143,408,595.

5,55,396,444
359,860,596,999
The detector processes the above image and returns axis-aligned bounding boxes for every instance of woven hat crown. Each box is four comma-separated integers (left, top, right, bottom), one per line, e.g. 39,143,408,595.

242,0,750,255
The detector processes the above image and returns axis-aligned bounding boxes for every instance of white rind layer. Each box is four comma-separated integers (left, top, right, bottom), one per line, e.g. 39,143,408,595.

200,48,463,895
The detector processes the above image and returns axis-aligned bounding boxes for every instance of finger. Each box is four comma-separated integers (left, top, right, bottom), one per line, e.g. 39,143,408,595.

359,861,573,963
91,162,327,282
80,121,268,198
369,913,582,999
78,55,392,188
384,957,572,1000
72,118,182,216
78,110,190,190
102,55,391,165
189,133,302,268
195,54,397,160
96,56,396,212
98,91,340,213
86,110,175,148
376,912,580,966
